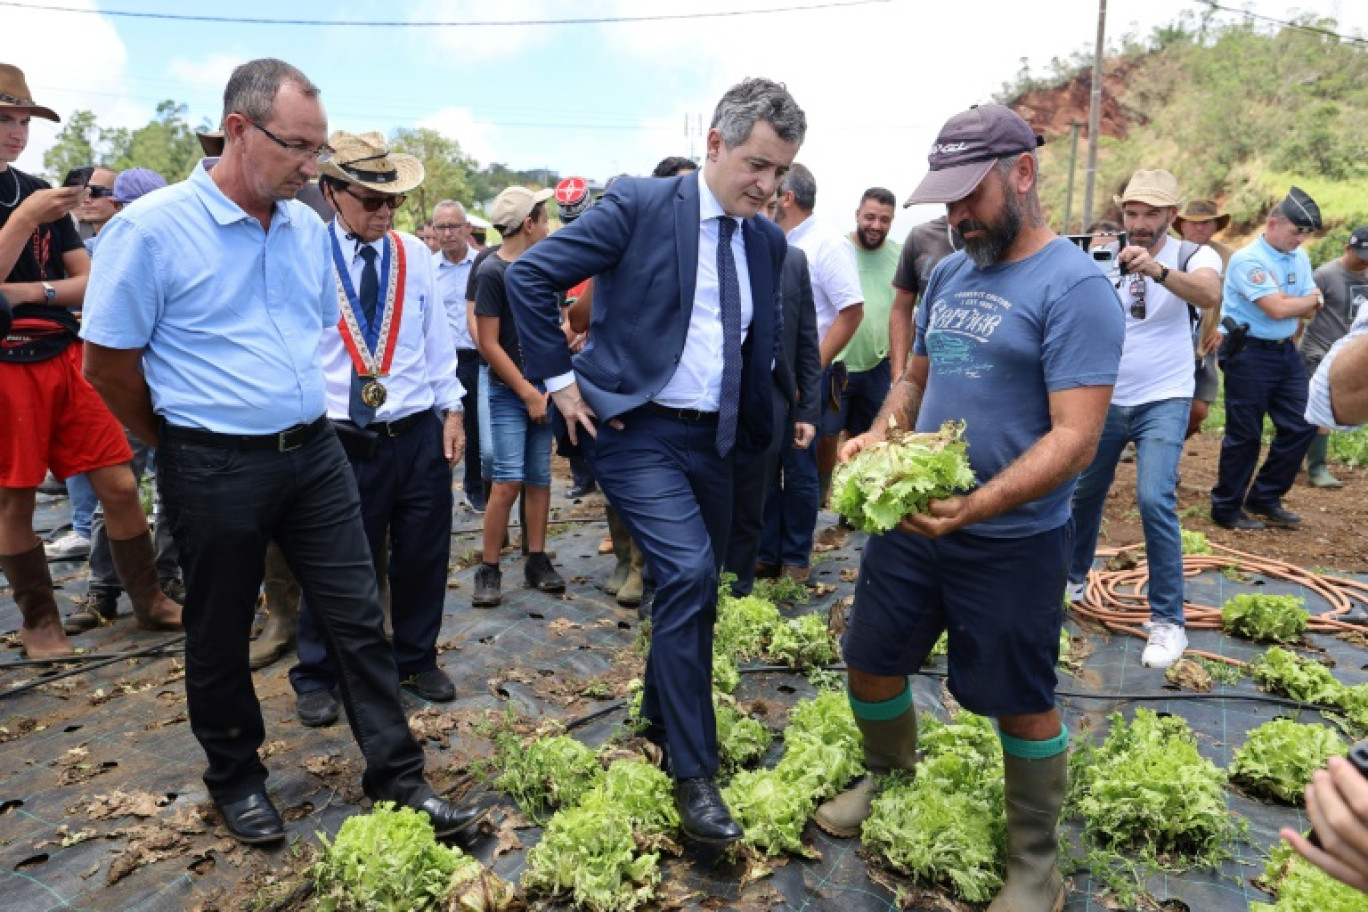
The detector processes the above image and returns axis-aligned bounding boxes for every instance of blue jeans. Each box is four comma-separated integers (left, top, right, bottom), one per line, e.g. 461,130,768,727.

66,471,97,539
477,364,493,480
1069,397,1190,626
487,379,552,487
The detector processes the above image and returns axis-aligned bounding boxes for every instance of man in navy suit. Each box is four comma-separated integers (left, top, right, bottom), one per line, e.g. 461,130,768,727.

508,78,806,845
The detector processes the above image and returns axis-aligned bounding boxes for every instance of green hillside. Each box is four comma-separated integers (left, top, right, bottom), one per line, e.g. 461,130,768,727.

1001,13,1368,264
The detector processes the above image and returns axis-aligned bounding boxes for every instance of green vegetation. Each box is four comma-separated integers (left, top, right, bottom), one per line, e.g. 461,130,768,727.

830,420,976,534
1230,718,1344,804
1179,529,1213,556
1328,426,1368,468
1252,647,1368,735
1261,842,1367,911
1220,594,1310,643
495,734,604,822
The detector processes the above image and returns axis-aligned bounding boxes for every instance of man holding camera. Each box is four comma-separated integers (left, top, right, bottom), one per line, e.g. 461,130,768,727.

1066,171,1221,669
1210,187,1323,531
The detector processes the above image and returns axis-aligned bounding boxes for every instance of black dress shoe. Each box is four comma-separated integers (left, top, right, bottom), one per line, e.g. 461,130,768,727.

567,482,597,499
217,791,285,844
402,668,456,702
1247,504,1302,527
297,689,340,728
413,795,486,838
1211,511,1265,531
674,777,743,845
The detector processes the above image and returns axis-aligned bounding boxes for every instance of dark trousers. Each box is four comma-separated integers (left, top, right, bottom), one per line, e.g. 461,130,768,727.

757,427,819,568
457,349,482,493
158,423,431,807
291,413,454,694
725,391,789,595
591,410,732,781
1211,340,1318,518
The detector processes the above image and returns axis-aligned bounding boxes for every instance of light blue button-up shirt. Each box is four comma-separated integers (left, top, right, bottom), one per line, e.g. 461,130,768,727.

82,163,337,434
1220,235,1316,341
434,244,477,352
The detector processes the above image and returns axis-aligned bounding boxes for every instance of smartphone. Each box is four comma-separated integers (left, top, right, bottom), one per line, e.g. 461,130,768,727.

62,166,95,189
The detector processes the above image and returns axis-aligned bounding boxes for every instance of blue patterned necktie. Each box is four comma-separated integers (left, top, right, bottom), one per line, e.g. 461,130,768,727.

357,244,379,327
716,216,742,457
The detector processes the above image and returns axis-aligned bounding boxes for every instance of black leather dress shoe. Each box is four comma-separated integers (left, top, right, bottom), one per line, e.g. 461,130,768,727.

1211,511,1265,531
414,795,486,838
1247,504,1302,527
297,689,340,728
217,791,285,844
402,668,456,702
674,777,743,845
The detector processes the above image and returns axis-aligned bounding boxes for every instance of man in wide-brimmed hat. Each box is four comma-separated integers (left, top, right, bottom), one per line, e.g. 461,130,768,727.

82,58,482,847
288,130,466,722
1066,169,1222,671
1210,186,1325,531
0,62,181,661
1172,198,1235,440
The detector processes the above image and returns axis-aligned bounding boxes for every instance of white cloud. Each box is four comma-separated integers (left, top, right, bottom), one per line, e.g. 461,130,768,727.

165,53,241,95
417,106,500,166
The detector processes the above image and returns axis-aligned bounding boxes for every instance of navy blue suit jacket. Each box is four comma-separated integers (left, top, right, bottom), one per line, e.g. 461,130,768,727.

507,172,787,462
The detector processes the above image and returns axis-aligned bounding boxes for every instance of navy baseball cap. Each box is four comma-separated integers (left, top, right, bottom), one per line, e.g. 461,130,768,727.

1347,226,1368,251
904,104,1044,207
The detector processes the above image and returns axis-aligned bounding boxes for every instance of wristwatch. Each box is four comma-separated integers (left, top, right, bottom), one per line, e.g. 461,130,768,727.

1155,265,1170,285
40,282,56,303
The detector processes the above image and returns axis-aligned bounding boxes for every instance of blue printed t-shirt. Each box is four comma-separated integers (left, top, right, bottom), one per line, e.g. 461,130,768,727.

1220,235,1316,341
913,238,1124,537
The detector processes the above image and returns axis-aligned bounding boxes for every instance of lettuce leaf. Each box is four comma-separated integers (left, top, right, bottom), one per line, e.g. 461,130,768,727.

1230,718,1344,805
1221,594,1309,643
830,420,976,534
313,801,466,912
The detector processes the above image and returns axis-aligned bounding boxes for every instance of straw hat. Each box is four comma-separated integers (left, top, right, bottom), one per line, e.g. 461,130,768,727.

1114,169,1183,208
0,64,59,122
319,131,424,194
1173,198,1230,233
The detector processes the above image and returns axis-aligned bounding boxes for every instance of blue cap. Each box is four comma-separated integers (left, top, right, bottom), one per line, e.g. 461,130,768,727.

113,168,168,205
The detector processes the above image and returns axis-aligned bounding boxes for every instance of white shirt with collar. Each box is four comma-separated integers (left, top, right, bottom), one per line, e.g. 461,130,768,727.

786,214,863,344
320,219,465,421
652,169,755,410
434,244,478,352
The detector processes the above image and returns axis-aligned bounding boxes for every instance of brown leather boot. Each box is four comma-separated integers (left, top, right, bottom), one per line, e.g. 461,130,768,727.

250,542,299,670
109,531,183,631
617,539,647,608
1,544,74,658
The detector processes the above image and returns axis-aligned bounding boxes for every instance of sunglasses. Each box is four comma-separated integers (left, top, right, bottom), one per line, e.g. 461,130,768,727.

87,185,115,198
339,185,406,212
1119,273,1147,319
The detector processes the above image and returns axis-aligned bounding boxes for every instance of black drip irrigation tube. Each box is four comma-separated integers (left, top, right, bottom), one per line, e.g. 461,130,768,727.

0,635,185,700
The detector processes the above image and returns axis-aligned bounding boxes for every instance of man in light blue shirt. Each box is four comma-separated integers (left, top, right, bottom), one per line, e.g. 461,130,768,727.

432,198,483,510
1211,187,1324,530
80,57,481,848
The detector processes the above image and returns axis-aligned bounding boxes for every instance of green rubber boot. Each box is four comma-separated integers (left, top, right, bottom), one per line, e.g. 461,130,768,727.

988,750,1068,912
603,506,633,596
1306,435,1342,488
813,704,918,837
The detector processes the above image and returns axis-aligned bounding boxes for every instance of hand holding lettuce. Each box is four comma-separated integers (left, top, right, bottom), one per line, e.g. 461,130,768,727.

831,419,976,534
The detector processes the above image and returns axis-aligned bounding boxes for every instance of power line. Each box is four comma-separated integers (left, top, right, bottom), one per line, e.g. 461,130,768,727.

1195,0,1368,47
0,0,891,28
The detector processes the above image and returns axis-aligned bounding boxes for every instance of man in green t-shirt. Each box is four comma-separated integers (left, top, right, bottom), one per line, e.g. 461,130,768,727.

832,188,902,438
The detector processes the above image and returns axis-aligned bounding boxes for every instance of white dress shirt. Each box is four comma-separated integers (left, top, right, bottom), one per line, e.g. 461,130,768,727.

321,220,464,421
786,215,863,344
653,170,754,410
434,245,477,352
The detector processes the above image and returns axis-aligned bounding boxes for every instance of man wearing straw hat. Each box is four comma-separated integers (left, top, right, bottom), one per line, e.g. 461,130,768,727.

81,58,482,846
1174,199,1234,438
1065,170,1222,671
285,131,465,726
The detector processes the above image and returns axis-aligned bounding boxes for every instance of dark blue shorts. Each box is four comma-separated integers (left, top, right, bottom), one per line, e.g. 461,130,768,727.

841,521,1072,717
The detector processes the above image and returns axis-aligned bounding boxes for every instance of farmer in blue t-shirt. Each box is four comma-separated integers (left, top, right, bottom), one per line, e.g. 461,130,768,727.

812,105,1124,912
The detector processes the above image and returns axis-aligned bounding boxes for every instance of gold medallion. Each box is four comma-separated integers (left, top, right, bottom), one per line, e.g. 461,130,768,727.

361,379,388,408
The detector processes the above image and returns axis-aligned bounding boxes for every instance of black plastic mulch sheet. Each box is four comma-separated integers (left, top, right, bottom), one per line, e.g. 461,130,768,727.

1,488,1364,911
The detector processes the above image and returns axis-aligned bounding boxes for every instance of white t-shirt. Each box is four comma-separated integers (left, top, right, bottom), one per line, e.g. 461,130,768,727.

786,216,863,343
1111,238,1222,406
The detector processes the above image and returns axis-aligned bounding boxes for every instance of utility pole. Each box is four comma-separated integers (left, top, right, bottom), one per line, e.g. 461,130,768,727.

1082,0,1107,229
1064,119,1084,234
685,113,703,163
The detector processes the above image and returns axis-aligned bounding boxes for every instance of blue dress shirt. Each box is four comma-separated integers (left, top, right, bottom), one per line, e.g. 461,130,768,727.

1220,235,1316,341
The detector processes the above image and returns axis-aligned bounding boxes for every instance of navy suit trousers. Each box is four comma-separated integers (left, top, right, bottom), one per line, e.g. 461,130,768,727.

591,409,732,780
292,413,454,694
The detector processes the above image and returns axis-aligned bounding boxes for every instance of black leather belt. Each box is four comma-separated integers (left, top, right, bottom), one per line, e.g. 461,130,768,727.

640,401,719,424
1246,337,1292,349
162,415,328,452
335,411,427,438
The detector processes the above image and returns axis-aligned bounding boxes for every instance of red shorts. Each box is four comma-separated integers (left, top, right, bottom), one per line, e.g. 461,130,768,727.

0,344,134,488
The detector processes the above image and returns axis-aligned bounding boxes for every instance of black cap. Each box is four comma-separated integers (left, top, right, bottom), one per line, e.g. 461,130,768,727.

903,104,1044,207
1278,186,1322,231
1347,226,1368,252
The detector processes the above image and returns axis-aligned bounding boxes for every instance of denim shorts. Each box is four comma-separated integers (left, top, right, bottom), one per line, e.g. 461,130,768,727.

841,522,1071,717
487,378,552,487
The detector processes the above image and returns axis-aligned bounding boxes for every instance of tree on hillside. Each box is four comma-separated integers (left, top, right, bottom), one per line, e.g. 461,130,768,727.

388,126,477,226
43,110,109,179
111,101,204,183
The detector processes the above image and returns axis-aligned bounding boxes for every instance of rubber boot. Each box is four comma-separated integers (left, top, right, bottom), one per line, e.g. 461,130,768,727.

1306,435,1343,488
250,542,299,670
108,531,183,631
814,705,918,837
0,544,74,659
616,539,647,608
603,506,632,596
988,751,1068,912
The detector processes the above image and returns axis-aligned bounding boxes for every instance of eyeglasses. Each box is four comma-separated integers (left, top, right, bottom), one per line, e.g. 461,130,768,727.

339,185,406,212
243,117,334,164
87,185,115,198
433,223,467,234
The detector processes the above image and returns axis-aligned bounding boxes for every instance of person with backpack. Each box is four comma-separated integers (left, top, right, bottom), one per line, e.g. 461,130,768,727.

1066,170,1222,670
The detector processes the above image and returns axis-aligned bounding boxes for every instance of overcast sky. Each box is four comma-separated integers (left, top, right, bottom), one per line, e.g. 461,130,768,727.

7,0,1365,238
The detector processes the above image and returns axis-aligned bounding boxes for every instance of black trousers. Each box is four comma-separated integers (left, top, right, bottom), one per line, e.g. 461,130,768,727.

724,390,789,595
456,349,482,494
291,413,454,692
158,423,431,807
